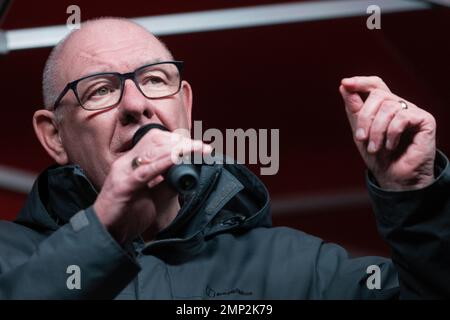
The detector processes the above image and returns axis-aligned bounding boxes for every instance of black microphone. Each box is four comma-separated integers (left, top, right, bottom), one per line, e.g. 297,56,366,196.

131,123,199,194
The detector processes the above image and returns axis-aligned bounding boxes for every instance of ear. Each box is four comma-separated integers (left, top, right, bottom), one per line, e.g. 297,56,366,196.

33,109,69,165
180,80,193,130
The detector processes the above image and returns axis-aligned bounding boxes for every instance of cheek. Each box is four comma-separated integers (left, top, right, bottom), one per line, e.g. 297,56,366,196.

60,111,117,185
154,99,190,130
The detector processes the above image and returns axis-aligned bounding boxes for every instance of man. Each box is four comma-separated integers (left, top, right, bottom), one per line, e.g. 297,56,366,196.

0,17,448,299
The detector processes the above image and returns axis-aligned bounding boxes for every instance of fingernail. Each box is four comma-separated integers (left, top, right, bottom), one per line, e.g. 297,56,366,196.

342,78,352,84
368,141,376,153
386,139,392,150
148,176,163,189
356,128,366,140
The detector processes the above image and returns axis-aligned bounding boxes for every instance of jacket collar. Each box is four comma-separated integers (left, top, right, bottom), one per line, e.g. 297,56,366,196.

142,162,272,259
15,161,271,258
16,164,97,231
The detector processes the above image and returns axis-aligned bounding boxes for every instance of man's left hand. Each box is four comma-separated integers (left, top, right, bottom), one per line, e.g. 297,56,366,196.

339,76,436,191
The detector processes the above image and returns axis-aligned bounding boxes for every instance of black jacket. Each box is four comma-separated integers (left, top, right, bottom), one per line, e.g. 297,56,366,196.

0,152,449,299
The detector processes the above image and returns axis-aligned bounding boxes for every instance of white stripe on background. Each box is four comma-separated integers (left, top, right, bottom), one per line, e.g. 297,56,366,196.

424,0,450,7
0,165,36,193
5,0,431,51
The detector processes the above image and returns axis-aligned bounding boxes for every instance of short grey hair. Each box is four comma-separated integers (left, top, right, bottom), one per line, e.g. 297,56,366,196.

42,37,67,110
41,17,174,118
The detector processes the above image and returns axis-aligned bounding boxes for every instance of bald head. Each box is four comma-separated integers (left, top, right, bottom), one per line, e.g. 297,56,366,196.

42,17,174,110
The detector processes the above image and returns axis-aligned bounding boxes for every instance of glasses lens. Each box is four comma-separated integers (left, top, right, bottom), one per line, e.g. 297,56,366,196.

76,74,121,110
137,63,181,98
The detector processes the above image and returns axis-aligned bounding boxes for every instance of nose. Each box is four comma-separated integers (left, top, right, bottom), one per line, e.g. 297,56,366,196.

117,79,153,126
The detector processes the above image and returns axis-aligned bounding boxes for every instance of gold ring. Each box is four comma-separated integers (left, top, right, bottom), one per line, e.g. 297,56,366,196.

131,156,144,170
399,100,408,110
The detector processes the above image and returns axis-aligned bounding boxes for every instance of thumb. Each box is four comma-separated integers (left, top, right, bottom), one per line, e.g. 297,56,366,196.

339,83,363,130
339,82,364,113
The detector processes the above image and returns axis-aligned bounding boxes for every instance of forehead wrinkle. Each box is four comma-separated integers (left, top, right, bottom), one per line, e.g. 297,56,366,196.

76,51,117,77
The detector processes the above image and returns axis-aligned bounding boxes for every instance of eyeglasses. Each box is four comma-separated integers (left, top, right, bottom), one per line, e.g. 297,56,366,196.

53,61,184,111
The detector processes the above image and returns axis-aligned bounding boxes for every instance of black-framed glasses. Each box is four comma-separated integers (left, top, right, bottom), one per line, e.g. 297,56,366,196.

53,61,184,111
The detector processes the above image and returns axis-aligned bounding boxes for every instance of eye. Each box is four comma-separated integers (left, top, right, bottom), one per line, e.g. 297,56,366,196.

151,77,163,84
82,86,115,104
147,76,165,85
84,86,116,101
94,86,114,96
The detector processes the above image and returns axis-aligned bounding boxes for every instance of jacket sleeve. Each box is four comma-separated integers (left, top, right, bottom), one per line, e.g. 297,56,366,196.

259,226,400,299
0,206,141,299
367,149,450,298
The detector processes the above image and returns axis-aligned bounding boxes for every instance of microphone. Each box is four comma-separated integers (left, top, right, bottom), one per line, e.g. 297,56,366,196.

131,123,199,194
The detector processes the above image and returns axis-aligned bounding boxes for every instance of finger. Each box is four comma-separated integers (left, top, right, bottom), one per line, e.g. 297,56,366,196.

367,100,400,153
147,175,165,189
355,89,387,142
171,136,211,154
171,139,212,164
341,76,391,93
190,139,213,155
128,139,209,187
137,128,176,149
339,84,364,123
386,109,423,151
137,133,211,164
201,141,213,155
131,156,175,185
168,132,211,155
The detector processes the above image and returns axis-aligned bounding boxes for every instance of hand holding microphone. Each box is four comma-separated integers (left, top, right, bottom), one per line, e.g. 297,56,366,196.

131,123,199,194
94,124,211,244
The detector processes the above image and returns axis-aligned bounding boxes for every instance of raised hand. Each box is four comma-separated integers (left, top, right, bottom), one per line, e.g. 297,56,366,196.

339,76,436,191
